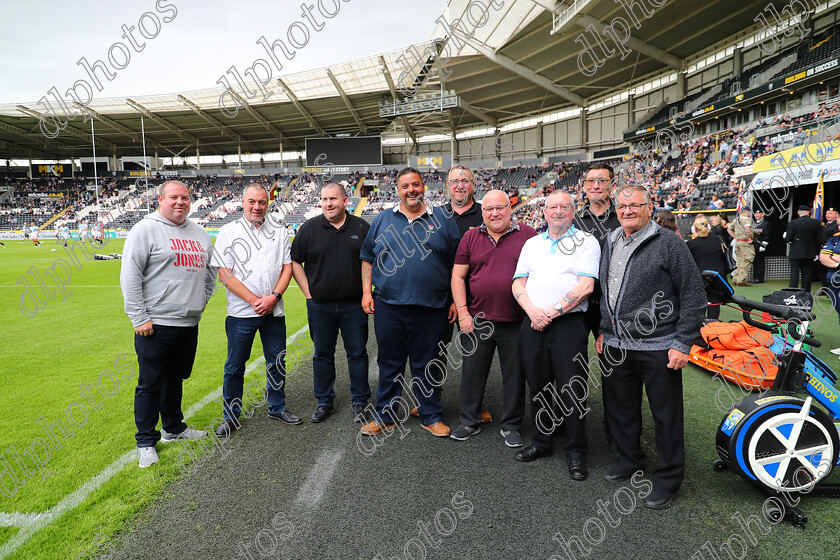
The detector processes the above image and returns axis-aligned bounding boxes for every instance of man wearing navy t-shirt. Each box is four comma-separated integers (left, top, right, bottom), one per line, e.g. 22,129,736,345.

359,168,462,439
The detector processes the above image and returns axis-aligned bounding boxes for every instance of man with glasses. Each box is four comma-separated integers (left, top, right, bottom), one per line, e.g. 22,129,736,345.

444,165,483,235
512,190,600,480
597,185,705,509
573,162,622,456
450,190,537,447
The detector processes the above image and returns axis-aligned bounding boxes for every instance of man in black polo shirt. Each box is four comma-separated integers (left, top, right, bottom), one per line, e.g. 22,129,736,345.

573,162,621,456
444,165,484,235
291,182,372,424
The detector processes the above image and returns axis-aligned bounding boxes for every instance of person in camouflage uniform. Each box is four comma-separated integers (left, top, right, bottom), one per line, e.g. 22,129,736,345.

728,209,755,286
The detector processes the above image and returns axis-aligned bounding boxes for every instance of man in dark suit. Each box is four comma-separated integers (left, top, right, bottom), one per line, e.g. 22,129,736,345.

785,205,823,292
818,208,839,288
752,210,771,283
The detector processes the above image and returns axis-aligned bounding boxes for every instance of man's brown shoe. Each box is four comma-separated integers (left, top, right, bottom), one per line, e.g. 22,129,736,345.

360,420,396,436
421,422,450,437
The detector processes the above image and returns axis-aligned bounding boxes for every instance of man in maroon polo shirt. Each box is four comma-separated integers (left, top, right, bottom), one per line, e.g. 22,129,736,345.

450,189,537,447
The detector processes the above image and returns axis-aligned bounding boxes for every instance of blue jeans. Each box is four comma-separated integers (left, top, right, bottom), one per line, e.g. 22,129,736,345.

223,315,287,419
373,298,447,425
134,325,197,447
306,299,371,407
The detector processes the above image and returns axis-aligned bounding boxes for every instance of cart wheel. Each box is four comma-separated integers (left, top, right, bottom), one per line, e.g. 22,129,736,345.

712,459,729,472
744,398,836,492
764,502,784,523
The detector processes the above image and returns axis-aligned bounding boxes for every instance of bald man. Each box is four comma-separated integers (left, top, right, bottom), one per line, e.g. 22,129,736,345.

450,189,537,447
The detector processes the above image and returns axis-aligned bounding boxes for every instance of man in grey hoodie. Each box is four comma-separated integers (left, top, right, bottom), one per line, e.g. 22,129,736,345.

596,185,706,510
120,180,217,468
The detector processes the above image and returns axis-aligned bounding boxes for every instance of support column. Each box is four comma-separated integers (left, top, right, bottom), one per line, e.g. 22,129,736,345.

536,121,543,158
451,128,458,165
279,142,284,169
196,145,200,171
154,150,159,172
676,73,686,99
580,109,588,151
627,94,635,129
733,47,743,77
238,145,242,169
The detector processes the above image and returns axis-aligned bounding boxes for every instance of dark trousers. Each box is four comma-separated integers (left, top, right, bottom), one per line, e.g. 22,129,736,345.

458,320,524,431
223,315,287,419
307,299,371,407
521,312,589,460
373,299,447,425
789,257,814,292
603,348,685,494
134,324,197,447
753,247,765,282
585,296,612,443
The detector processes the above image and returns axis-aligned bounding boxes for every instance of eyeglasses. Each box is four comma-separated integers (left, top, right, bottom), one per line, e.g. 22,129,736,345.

546,204,574,212
616,203,649,212
448,179,472,186
583,178,611,186
482,204,510,213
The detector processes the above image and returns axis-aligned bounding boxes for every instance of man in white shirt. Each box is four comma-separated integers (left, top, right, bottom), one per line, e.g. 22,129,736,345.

213,183,300,437
511,189,601,480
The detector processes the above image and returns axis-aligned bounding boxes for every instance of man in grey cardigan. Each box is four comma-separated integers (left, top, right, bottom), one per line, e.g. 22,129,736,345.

596,185,705,510
120,180,217,468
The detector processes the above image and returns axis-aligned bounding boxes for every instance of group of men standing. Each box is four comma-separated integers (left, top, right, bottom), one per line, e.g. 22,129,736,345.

120,164,707,510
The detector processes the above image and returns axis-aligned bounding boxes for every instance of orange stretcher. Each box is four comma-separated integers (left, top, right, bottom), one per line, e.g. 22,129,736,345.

689,321,780,391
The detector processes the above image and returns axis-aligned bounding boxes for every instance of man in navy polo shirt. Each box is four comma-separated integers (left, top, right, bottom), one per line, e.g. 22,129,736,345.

359,168,462,438
292,182,372,424
512,189,601,480
450,189,537,447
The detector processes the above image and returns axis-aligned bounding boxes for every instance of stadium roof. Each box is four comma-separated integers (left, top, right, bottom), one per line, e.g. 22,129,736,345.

0,0,791,161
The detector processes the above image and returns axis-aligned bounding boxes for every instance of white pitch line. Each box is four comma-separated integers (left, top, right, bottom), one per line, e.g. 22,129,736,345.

0,324,310,559
294,448,344,508
0,513,46,528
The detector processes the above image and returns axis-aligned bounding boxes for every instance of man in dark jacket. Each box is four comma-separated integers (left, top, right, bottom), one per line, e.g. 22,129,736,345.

597,185,706,510
818,208,839,288
573,162,621,456
785,205,823,292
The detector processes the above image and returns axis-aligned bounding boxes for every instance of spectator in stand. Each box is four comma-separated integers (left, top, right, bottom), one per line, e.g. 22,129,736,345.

708,195,724,211
687,217,727,320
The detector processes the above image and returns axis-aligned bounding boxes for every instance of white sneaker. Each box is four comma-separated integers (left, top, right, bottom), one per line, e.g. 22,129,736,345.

138,446,159,468
160,427,207,443
830,348,840,356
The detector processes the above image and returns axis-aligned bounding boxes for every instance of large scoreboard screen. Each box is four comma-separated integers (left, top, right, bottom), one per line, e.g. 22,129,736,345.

305,136,382,166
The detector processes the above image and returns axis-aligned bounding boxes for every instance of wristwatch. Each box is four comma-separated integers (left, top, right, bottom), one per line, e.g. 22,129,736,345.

553,301,565,315
272,291,282,300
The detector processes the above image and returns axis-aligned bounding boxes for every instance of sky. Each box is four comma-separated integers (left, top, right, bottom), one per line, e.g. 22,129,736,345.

0,0,447,103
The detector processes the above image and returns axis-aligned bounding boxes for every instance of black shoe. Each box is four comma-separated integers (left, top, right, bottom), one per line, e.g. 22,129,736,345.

352,404,367,424
214,418,239,437
268,410,302,425
515,445,552,463
568,459,588,481
310,405,334,423
644,487,674,510
603,464,638,482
